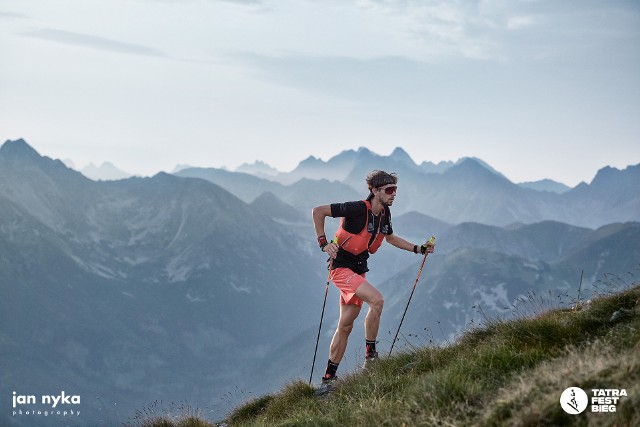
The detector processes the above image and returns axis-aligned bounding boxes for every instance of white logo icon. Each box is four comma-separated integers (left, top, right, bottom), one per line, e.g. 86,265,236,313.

560,387,588,414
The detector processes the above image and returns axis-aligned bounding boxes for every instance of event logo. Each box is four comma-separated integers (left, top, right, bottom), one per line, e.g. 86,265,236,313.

560,387,628,414
560,387,588,414
591,389,627,412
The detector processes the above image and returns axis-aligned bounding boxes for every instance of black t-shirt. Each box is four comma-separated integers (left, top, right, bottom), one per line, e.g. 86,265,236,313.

329,201,393,274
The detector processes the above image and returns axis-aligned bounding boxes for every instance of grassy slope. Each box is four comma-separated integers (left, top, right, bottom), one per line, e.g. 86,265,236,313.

128,284,639,426
225,284,639,427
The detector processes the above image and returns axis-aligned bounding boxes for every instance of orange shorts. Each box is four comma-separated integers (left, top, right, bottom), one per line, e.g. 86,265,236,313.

331,267,367,307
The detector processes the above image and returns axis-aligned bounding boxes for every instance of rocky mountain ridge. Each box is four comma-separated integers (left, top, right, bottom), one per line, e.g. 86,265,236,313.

175,146,640,228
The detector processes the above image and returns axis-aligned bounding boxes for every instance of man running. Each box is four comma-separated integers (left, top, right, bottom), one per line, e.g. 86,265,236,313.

312,170,435,393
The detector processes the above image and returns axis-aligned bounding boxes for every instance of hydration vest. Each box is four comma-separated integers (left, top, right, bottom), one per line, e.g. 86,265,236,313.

334,200,388,255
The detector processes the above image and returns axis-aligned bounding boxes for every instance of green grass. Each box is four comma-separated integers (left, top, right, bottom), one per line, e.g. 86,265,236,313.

224,283,640,427
122,401,215,427
126,283,639,426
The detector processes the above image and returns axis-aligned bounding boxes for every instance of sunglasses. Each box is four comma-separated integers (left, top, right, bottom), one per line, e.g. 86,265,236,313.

379,186,397,195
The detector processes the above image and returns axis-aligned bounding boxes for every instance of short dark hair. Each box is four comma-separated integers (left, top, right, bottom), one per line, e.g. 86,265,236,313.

366,170,398,190
366,170,398,200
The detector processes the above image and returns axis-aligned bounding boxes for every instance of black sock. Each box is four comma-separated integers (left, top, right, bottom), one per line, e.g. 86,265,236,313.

324,359,339,379
366,340,377,357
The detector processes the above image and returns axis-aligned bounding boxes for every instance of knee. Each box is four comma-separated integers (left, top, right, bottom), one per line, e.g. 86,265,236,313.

338,322,354,335
370,295,384,313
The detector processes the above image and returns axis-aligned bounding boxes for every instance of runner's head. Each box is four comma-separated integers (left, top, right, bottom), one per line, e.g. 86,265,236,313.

366,170,398,203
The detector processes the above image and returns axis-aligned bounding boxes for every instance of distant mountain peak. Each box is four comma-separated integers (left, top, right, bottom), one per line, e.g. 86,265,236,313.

0,138,90,184
173,164,194,173
586,162,640,191
252,190,278,203
518,179,570,194
449,157,508,179
390,147,414,164
352,146,381,158
81,161,131,181
299,155,322,166
0,138,42,160
590,165,617,184
454,157,485,170
236,160,280,176
326,147,370,163
250,191,306,222
445,158,510,185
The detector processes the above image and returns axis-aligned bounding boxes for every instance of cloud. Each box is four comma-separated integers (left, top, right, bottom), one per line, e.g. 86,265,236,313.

143,0,266,5
354,0,640,64
359,0,548,61
218,0,264,4
0,11,29,19
355,0,515,60
506,15,536,30
227,51,466,110
22,28,168,58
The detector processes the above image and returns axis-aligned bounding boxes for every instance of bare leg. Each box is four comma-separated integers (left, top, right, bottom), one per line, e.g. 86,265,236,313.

354,282,384,342
328,303,361,364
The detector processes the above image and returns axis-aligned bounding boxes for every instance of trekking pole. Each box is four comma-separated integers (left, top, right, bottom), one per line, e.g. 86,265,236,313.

389,236,436,357
309,236,351,386
309,259,333,386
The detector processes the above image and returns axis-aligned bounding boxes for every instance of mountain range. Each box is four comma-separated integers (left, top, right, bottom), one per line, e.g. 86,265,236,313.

66,144,639,229
0,139,323,426
1,139,638,426
81,161,131,181
175,146,640,229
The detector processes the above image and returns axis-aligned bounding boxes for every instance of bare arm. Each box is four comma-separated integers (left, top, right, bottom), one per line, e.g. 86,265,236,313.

312,205,332,238
386,234,435,254
385,234,415,252
312,205,339,258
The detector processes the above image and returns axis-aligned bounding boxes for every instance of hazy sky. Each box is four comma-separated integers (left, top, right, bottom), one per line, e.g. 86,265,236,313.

1,0,639,186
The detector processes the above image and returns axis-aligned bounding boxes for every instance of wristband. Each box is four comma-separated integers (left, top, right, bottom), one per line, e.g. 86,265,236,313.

413,245,418,254
318,235,328,250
